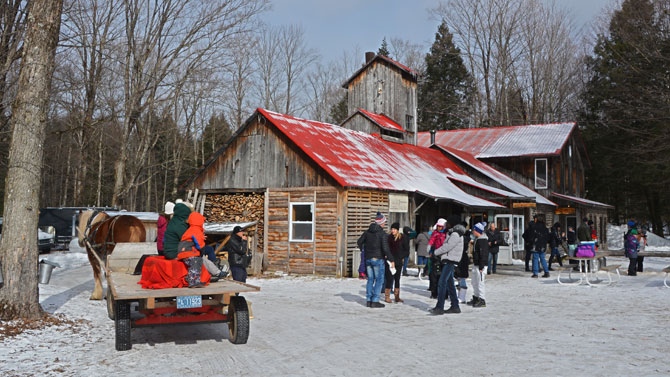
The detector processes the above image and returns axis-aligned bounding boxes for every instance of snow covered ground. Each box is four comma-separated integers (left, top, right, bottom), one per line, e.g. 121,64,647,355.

1,242,669,377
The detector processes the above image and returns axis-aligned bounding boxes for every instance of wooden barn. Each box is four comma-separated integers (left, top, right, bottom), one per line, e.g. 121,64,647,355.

183,108,513,277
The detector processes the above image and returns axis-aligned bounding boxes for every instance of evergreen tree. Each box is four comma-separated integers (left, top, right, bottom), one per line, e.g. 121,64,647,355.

580,0,670,230
328,93,348,125
377,38,390,57
417,20,474,131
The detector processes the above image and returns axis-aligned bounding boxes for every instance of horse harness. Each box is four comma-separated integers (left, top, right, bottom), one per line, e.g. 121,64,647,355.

84,210,122,252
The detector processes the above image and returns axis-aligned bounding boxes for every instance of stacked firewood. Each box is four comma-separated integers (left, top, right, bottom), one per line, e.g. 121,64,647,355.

203,192,265,252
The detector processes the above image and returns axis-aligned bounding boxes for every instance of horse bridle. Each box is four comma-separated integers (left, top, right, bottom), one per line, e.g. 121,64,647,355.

84,211,120,252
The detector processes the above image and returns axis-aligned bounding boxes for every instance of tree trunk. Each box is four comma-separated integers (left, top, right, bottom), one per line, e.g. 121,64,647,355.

0,0,63,321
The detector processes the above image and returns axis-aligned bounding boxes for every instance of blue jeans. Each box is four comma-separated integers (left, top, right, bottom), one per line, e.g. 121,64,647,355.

436,262,459,310
402,256,409,274
487,252,498,273
532,249,549,275
366,258,386,303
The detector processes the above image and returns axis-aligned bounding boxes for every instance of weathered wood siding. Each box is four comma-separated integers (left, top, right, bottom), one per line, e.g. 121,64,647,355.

347,60,416,133
192,119,335,190
266,187,341,276
344,189,389,276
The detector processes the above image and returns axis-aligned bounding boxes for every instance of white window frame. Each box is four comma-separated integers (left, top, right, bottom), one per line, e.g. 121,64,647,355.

289,202,314,242
535,158,548,189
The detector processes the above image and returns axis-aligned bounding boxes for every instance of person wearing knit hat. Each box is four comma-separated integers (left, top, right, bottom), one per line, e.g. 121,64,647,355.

427,217,449,299
225,225,251,282
156,201,175,256
358,211,395,308
468,222,489,308
385,222,409,303
375,211,387,225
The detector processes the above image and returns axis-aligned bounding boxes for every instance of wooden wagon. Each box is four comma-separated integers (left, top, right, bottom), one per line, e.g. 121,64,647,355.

104,242,260,351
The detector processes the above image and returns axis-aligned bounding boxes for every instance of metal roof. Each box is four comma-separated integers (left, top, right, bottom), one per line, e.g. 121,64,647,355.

342,54,418,89
355,108,405,132
438,146,556,206
417,123,576,158
550,192,614,209
258,108,503,209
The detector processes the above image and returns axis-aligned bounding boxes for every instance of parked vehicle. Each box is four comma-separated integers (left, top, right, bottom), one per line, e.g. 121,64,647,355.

0,218,55,253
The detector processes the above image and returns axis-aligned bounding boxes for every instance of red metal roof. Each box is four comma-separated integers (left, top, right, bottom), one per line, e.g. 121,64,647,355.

356,108,405,132
257,108,503,208
417,123,576,158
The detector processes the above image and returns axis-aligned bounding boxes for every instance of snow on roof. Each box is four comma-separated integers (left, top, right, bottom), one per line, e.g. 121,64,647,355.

417,122,576,158
439,146,555,206
258,108,503,208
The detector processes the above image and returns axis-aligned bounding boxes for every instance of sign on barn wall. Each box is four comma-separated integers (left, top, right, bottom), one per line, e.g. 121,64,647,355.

389,193,408,213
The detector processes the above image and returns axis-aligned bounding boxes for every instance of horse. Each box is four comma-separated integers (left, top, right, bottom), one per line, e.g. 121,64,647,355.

77,210,146,300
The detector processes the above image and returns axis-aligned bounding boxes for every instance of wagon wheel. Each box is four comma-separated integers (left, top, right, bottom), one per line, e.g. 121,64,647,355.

228,296,250,344
114,300,132,351
106,289,115,320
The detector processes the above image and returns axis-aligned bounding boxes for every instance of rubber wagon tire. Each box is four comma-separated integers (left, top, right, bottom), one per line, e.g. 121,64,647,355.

228,296,249,344
114,300,132,351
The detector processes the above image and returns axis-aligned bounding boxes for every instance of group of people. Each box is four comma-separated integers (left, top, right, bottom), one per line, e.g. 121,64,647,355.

358,212,490,313
156,200,251,287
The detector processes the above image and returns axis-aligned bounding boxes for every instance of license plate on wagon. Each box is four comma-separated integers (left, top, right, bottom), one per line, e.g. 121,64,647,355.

177,295,202,309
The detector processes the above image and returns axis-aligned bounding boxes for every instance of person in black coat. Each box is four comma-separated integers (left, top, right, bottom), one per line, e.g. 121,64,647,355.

486,222,502,274
225,226,251,283
357,212,395,308
531,219,551,278
455,222,470,304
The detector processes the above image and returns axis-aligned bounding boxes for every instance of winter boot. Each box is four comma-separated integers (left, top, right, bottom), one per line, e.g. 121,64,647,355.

384,288,392,303
473,298,486,308
394,288,403,303
458,288,467,304
466,296,479,306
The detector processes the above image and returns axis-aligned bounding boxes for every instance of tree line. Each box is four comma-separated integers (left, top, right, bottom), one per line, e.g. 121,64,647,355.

0,0,668,230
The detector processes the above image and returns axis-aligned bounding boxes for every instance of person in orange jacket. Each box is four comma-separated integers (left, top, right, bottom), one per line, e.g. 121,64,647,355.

181,212,229,285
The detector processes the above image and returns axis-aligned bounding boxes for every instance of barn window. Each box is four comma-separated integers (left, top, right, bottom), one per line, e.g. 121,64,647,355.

535,158,548,189
290,202,314,242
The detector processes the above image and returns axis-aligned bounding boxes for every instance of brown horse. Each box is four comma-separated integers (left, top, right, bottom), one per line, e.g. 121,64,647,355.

77,210,146,300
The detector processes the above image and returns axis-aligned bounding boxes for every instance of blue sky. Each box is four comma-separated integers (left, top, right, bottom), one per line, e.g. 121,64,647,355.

262,0,617,63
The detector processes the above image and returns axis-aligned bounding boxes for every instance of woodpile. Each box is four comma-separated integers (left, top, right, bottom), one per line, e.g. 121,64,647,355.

203,192,265,257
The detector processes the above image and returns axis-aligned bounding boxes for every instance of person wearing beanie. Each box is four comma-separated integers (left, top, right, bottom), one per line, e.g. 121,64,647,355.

468,222,489,308
225,225,251,282
385,222,409,303
358,212,395,308
624,226,640,276
156,201,175,256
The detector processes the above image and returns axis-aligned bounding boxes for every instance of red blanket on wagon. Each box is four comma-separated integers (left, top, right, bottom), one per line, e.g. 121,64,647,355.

138,256,210,289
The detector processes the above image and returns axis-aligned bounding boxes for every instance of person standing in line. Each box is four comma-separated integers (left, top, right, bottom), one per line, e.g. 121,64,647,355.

386,222,408,303
468,222,489,308
566,225,577,255
547,222,565,271
427,218,448,299
357,212,394,308
414,225,431,277
455,221,470,304
401,226,416,276
522,216,536,271
225,226,251,283
486,222,502,274
429,216,465,315
531,218,551,278
156,201,174,256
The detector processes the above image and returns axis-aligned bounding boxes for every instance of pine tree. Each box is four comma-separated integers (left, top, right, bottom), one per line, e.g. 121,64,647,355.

417,21,474,131
378,38,390,57
580,0,670,230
